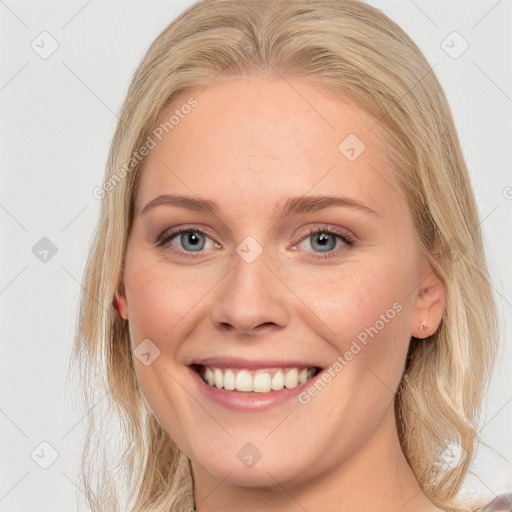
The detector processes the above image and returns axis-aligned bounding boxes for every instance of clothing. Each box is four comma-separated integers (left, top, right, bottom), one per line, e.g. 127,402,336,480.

482,490,512,511
189,491,512,511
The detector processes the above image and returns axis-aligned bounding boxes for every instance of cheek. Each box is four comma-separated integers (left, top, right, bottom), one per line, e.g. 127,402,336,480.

302,262,407,328
294,256,414,373
123,256,218,342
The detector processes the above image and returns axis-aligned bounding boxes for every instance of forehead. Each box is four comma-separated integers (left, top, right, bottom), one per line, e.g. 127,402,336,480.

136,77,404,221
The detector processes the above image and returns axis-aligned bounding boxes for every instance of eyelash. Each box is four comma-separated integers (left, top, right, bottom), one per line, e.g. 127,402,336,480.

156,225,355,260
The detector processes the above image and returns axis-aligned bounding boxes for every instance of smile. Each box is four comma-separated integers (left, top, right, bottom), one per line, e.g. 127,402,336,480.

192,365,321,392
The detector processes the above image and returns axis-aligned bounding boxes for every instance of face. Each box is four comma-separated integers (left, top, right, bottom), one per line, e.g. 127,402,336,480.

117,77,445,489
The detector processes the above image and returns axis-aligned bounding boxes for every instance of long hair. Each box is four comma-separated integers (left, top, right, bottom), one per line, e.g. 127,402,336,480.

69,1,500,510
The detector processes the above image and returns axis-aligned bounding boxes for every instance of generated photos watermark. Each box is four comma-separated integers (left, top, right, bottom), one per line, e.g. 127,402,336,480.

93,97,198,200
297,301,403,405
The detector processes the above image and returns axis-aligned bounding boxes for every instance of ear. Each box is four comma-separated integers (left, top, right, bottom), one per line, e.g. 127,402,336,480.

114,278,129,320
410,261,446,339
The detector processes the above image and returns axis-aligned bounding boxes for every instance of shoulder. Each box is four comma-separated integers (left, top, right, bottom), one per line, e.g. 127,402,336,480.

481,490,512,511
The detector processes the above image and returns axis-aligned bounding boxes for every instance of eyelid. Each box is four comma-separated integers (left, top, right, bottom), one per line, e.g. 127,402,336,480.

156,224,218,245
290,224,355,247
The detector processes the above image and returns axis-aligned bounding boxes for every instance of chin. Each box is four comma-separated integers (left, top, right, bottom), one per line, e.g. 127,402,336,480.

189,438,324,489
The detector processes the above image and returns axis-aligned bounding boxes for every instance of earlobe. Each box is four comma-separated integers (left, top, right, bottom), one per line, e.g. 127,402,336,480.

411,265,446,339
113,282,129,320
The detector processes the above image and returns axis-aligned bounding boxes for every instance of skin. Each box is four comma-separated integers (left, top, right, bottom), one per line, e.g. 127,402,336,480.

116,77,446,512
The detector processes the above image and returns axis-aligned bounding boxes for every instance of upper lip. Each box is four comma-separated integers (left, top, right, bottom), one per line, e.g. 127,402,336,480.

185,356,325,370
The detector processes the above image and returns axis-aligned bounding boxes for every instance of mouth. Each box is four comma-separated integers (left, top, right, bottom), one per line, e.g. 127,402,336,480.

190,364,322,393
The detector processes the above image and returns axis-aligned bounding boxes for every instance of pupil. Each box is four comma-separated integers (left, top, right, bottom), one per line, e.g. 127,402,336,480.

312,233,335,252
182,232,204,251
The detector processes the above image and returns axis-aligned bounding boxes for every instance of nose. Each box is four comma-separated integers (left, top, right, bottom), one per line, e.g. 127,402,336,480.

210,248,290,335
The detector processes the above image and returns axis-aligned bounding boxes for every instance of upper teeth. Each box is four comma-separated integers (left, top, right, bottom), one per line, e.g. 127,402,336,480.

201,367,316,392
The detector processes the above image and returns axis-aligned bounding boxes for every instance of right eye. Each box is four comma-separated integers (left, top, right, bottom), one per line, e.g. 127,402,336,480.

156,226,222,258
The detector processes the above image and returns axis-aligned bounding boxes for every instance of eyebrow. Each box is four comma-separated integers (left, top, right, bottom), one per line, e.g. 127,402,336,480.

138,194,380,218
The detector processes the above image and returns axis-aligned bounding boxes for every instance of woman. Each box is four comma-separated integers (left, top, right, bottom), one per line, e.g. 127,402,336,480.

71,0,506,510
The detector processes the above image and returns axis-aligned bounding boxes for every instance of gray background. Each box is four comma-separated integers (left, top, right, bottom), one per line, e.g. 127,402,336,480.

1,0,511,510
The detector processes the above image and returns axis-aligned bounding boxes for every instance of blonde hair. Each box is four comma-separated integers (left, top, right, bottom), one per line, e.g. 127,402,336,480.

69,0,500,510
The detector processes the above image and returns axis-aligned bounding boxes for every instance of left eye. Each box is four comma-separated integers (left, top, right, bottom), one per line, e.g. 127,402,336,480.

292,228,353,254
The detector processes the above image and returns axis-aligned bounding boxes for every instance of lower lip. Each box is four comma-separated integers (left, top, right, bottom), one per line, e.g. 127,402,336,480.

187,366,322,411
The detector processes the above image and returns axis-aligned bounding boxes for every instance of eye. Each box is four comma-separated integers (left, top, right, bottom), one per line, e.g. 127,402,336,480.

156,226,221,258
156,224,354,260
291,226,354,258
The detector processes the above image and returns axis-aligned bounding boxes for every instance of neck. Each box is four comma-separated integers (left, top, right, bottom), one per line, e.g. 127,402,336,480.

190,407,439,512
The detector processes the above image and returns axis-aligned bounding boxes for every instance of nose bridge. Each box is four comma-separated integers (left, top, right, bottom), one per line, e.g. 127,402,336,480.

210,244,289,334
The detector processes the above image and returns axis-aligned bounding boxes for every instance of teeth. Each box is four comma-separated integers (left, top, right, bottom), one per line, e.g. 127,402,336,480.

199,366,317,392
271,370,284,390
224,369,235,390
284,368,298,389
214,368,223,388
253,373,271,393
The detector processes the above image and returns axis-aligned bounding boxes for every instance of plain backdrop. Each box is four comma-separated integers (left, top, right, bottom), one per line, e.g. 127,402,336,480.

1,1,511,510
